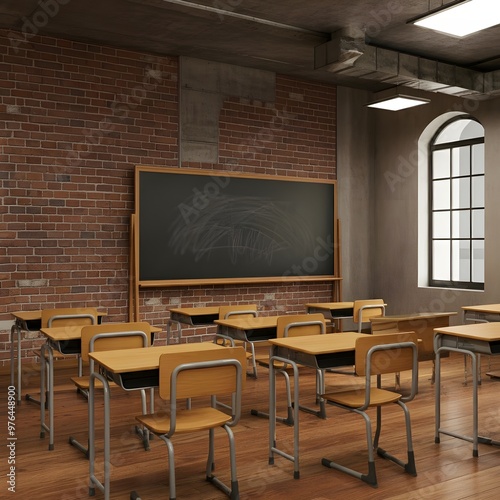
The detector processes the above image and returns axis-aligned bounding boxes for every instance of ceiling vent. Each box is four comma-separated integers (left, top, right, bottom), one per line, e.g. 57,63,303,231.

315,30,500,99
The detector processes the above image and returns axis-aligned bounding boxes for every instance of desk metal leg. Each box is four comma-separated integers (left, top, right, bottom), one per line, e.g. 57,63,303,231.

434,346,441,446
435,341,500,457
166,319,182,344
89,372,111,500
269,354,300,479
10,323,22,404
39,343,54,450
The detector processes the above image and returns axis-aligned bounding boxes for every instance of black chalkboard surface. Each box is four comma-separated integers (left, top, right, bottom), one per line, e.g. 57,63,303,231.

135,166,337,286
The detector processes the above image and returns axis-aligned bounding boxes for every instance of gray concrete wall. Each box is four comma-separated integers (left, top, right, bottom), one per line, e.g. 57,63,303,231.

361,92,500,322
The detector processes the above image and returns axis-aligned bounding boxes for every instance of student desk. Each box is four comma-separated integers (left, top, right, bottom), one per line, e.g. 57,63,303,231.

215,316,279,342
215,316,280,377
268,332,365,478
304,302,354,331
462,304,500,380
88,342,226,500
462,303,500,323
434,322,500,457
167,306,220,343
10,310,106,404
38,324,160,451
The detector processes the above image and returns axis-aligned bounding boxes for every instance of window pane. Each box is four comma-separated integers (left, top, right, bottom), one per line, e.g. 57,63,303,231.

434,119,484,144
433,240,450,280
429,117,484,290
432,149,450,179
472,240,484,283
452,178,470,209
433,180,450,209
472,176,484,207
452,240,470,282
452,210,470,238
472,143,484,174
452,146,470,176
472,209,484,238
433,212,450,238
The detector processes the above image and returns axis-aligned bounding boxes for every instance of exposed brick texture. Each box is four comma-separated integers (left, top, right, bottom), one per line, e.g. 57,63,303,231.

0,30,337,367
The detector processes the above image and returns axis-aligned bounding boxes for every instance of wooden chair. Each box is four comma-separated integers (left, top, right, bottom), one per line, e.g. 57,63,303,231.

69,322,153,456
321,332,419,488
26,307,99,405
353,299,386,333
218,304,259,377
133,346,247,500
252,313,327,424
370,314,450,385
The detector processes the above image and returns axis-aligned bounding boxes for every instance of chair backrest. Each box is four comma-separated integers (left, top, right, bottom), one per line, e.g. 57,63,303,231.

355,332,418,378
276,313,326,338
41,307,98,328
353,299,386,332
219,304,258,320
80,322,152,362
158,346,247,401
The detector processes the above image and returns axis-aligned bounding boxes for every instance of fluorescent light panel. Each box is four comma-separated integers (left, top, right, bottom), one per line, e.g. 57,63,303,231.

412,0,500,37
367,95,430,111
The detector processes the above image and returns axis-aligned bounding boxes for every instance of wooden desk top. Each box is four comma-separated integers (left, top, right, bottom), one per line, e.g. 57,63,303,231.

269,332,365,355
371,311,457,323
41,326,86,341
40,324,161,341
304,302,354,310
169,306,220,316
11,310,46,322
215,316,279,330
90,342,225,373
462,304,500,314
12,310,107,322
434,322,500,341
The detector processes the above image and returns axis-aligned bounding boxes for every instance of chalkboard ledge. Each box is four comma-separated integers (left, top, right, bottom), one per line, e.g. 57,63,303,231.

138,276,343,288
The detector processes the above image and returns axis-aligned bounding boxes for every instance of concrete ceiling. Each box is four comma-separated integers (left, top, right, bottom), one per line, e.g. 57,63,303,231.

2,0,500,99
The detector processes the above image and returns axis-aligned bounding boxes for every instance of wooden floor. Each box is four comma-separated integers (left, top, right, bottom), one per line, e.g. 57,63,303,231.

4,352,500,499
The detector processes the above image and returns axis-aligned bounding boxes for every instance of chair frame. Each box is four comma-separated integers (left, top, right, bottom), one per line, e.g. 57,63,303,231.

353,300,386,333
28,309,99,406
322,333,418,487
132,347,246,500
38,308,98,450
252,314,326,425
218,305,259,377
69,326,152,457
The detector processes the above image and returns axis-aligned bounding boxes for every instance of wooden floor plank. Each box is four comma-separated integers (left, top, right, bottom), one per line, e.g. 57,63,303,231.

3,352,500,499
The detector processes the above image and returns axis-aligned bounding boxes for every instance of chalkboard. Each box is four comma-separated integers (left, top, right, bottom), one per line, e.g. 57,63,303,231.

135,166,337,286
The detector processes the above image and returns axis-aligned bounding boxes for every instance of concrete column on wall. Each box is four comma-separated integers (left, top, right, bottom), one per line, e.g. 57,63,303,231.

336,86,374,304
179,57,275,164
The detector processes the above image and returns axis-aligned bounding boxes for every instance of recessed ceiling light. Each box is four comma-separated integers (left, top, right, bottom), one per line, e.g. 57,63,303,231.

410,0,500,37
366,94,431,111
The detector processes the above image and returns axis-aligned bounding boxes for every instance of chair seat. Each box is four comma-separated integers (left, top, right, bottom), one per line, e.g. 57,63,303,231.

70,376,117,391
323,387,402,408
256,355,307,371
137,407,232,434
30,348,69,361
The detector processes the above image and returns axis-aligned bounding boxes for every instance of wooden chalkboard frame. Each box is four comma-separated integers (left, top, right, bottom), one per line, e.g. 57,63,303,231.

134,165,340,288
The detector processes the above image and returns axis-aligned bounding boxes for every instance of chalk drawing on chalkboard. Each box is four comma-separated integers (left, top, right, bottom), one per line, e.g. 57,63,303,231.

168,195,313,265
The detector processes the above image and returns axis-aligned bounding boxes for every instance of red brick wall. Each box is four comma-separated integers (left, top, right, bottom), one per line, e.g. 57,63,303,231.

0,30,337,367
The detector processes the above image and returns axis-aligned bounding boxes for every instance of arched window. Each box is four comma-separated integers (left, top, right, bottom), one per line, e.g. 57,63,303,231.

429,117,484,290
